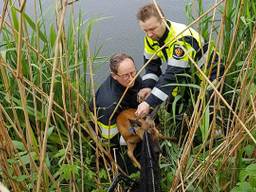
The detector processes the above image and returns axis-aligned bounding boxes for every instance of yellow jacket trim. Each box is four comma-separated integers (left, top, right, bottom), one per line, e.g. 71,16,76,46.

97,121,119,139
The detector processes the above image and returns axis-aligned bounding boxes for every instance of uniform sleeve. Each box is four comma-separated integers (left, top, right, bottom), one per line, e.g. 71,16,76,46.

90,88,120,139
145,66,187,107
145,41,194,107
141,37,162,89
95,103,120,139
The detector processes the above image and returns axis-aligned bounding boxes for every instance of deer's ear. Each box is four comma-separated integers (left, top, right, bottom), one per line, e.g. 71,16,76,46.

128,119,142,127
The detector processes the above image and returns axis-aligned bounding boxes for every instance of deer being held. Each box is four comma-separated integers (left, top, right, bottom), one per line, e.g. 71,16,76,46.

116,108,176,169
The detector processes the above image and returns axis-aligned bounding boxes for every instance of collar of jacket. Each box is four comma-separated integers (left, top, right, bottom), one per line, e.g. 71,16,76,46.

110,76,126,92
147,20,175,47
158,20,171,43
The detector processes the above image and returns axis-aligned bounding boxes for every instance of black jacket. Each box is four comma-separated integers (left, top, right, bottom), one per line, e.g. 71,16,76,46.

90,76,142,139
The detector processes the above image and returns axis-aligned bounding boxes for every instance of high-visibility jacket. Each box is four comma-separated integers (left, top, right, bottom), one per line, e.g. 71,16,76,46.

142,20,223,108
90,76,142,139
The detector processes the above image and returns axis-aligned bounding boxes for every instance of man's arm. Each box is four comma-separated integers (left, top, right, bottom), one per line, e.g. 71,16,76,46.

141,56,162,89
138,37,163,102
136,42,192,117
145,66,187,108
92,104,119,139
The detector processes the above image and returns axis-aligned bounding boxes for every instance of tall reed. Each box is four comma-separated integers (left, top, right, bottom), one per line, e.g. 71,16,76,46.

0,0,110,191
166,0,256,191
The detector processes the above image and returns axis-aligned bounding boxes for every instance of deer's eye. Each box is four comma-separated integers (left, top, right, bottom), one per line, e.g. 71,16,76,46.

129,119,142,127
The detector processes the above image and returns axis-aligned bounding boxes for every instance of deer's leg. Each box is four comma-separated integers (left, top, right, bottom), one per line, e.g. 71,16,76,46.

127,143,141,169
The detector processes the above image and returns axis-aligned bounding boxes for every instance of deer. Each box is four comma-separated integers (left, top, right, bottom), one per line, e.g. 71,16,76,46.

116,108,176,169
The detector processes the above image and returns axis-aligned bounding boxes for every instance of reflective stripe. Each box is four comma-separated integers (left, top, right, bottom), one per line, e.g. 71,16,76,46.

168,58,189,68
142,73,159,81
144,51,158,60
97,121,119,139
151,87,169,101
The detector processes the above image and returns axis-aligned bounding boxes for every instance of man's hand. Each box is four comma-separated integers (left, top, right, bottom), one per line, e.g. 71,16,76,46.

135,101,150,118
137,88,151,103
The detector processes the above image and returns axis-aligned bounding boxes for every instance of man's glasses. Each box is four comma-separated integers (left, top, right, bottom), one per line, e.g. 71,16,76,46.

116,71,136,80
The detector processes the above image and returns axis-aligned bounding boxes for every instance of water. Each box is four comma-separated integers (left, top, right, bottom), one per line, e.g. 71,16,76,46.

81,0,187,84
0,0,214,85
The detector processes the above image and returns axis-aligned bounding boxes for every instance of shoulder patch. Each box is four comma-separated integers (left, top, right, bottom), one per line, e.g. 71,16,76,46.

173,45,185,59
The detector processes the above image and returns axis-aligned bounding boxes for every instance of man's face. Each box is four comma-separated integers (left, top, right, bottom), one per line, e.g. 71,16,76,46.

139,16,165,41
112,58,136,88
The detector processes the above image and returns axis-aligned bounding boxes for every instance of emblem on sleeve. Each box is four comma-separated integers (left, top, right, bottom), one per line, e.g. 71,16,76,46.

173,45,185,59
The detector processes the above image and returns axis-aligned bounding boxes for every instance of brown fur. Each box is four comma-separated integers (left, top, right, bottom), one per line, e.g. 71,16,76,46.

116,108,176,169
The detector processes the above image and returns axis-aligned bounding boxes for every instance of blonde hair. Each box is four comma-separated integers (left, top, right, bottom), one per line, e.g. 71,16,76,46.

136,3,164,22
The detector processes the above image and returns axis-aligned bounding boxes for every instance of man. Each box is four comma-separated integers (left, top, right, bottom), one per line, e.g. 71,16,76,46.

90,53,141,174
135,3,223,118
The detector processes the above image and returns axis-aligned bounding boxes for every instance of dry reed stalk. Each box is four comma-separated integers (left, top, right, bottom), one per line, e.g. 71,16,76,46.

185,53,255,186
86,30,102,188
184,80,256,189
69,3,85,191
1,56,112,169
183,130,243,190
170,90,206,191
170,50,255,190
33,0,45,149
183,143,225,190
36,1,68,191
82,7,120,184
0,0,8,31
220,1,250,152
185,39,244,180
188,40,255,142
177,161,185,192
58,14,77,190
204,0,225,155
210,0,226,153
15,1,39,179
0,56,24,140
21,0,43,149
1,21,61,192
170,4,256,189
0,109,26,191
251,95,256,119
1,1,115,190
225,0,244,66
0,96,40,188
